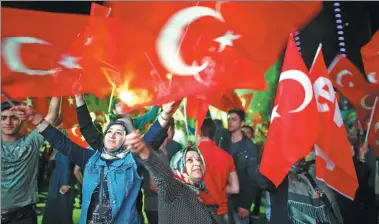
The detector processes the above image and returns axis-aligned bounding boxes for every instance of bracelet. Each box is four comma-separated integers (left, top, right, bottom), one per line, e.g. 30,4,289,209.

160,113,169,121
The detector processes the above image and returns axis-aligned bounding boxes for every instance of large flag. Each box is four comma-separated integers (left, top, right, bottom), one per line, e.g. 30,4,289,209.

260,35,320,186
328,55,378,128
82,1,322,111
1,4,114,99
311,45,358,200
361,30,379,84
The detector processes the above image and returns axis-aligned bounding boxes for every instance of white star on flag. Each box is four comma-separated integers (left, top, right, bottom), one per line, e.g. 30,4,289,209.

58,55,82,69
213,30,242,53
68,96,74,105
24,97,33,107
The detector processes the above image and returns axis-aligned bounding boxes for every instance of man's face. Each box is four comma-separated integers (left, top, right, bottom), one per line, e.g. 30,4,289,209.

227,113,244,132
242,127,254,139
1,110,22,136
113,102,124,115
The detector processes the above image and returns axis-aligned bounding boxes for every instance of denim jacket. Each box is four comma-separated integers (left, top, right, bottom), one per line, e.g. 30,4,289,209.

81,152,142,224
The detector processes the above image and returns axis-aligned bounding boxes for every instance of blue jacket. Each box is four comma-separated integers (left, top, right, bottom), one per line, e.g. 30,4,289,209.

41,120,167,223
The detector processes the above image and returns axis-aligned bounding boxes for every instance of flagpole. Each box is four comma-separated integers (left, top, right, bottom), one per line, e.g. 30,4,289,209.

108,85,116,113
364,96,378,143
1,93,16,107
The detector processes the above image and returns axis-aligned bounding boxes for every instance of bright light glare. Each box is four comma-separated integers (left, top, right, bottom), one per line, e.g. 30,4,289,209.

119,91,134,105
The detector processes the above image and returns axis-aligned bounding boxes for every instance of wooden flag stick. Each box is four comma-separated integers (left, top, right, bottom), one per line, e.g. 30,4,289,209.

365,96,378,143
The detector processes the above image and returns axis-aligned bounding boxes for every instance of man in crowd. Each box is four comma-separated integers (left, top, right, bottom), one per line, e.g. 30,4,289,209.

216,109,259,224
1,98,60,224
198,118,240,223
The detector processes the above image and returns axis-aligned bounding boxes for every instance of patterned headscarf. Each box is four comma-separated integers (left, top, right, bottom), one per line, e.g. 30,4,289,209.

101,120,130,161
170,147,207,195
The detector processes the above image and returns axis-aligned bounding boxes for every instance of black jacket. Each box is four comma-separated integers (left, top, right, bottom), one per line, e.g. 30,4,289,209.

215,128,259,210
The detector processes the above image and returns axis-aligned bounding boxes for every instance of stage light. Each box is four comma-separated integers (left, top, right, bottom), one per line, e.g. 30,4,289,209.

333,2,347,56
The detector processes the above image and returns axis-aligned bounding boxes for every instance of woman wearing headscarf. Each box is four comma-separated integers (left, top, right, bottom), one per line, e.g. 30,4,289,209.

10,102,178,224
125,130,222,224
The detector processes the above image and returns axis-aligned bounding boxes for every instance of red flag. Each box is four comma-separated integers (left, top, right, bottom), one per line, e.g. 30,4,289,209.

186,97,209,135
83,2,321,111
60,96,78,129
239,93,254,111
1,5,114,99
311,45,358,199
67,125,89,148
328,55,378,128
367,97,379,156
260,35,319,186
361,30,379,84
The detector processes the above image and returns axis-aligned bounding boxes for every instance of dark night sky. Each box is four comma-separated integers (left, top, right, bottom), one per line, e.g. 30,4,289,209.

2,1,379,71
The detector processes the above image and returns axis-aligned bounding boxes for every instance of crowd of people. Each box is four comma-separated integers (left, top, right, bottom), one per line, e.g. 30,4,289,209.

1,93,378,224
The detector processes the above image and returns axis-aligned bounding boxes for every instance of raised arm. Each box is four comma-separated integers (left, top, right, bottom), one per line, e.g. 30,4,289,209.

133,106,160,130
142,101,181,151
125,131,182,203
11,104,95,168
75,94,104,151
44,97,60,125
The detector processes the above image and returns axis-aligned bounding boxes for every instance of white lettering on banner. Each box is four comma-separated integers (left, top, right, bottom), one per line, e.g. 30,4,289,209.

313,77,335,112
315,144,335,171
2,37,82,76
313,76,343,127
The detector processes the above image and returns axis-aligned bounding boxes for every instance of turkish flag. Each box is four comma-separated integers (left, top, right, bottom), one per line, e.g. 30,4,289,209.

186,97,209,135
311,45,358,200
260,35,320,186
66,125,89,148
328,55,378,129
206,90,243,113
367,97,379,156
361,30,379,85
59,96,78,129
239,93,254,111
1,5,114,99
82,1,321,111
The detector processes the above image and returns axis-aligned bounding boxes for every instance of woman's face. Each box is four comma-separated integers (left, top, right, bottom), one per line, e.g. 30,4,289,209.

185,150,204,183
104,124,126,151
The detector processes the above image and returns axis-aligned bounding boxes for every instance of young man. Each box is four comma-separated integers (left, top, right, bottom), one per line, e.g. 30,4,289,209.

1,98,60,224
198,118,239,224
216,109,259,224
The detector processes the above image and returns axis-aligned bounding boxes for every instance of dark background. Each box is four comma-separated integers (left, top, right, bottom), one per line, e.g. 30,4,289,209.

2,1,379,73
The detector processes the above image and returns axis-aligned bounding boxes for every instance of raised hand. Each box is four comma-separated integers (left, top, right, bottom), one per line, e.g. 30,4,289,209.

124,131,150,159
10,105,38,123
162,100,181,117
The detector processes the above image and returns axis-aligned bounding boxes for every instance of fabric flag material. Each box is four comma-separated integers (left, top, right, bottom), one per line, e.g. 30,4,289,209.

1,6,113,99
260,35,320,186
83,1,322,111
311,45,358,200
361,30,379,84
367,97,379,156
328,55,378,129
60,96,78,129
